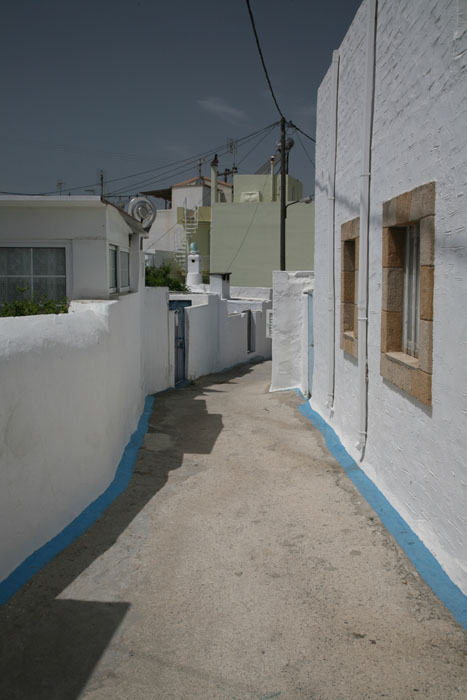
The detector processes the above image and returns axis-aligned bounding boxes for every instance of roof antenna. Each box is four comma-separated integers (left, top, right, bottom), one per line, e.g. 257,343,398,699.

228,138,237,174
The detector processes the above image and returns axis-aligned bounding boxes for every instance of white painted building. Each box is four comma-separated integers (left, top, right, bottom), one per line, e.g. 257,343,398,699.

0,196,145,303
143,175,232,257
311,0,467,594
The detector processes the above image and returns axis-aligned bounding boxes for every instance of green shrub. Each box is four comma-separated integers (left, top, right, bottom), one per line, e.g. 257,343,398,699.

0,289,69,317
145,264,188,292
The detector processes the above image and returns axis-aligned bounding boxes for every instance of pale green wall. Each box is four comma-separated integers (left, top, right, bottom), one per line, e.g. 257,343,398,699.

233,174,303,203
210,200,314,287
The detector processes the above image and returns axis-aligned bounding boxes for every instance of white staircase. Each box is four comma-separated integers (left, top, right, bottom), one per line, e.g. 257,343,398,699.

174,206,198,273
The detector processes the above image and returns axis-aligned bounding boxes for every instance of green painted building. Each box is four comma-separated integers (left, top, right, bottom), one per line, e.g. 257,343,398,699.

210,171,314,287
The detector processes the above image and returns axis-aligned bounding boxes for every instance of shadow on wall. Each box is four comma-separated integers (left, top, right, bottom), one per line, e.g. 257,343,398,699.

0,363,254,700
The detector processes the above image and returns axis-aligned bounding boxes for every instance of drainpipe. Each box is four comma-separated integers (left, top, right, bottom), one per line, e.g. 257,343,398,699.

326,50,340,415
210,154,219,207
356,0,377,456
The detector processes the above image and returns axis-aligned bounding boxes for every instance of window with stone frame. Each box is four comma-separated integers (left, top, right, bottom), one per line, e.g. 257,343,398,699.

380,182,435,406
340,217,359,358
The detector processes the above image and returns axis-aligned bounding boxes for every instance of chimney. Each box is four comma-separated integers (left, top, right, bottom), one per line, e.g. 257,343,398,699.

186,242,203,289
209,272,231,299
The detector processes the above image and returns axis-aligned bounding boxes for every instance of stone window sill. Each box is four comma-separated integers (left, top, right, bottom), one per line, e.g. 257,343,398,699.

385,351,419,370
381,351,431,405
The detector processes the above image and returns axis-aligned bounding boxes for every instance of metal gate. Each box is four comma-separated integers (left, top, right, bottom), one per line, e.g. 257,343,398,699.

169,300,192,385
307,291,314,397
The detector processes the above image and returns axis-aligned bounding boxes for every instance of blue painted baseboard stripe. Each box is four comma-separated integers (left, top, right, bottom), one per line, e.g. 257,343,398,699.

296,391,467,630
0,395,155,607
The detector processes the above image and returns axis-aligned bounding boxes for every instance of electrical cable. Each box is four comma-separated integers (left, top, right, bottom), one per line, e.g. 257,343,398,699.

38,122,280,196
245,0,285,120
0,123,280,197
107,124,280,196
236,123,276,166
294,130,315,169
288,121,316,144
106,162,206,197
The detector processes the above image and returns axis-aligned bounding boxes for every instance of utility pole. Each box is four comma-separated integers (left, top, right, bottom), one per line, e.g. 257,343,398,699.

280,117,286,270
99,169,104,197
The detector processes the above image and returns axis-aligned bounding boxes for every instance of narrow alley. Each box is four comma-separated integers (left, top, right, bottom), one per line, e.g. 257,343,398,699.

0,361,465,700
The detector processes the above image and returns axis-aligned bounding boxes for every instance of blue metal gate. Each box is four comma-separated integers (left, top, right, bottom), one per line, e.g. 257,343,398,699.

169,300,192,385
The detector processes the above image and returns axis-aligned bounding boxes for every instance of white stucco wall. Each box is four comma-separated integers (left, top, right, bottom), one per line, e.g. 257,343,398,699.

185,294,272,380
142,287,172,394
312,0,467,592
0,288,171,584
185,296,220,379
0,198,141,300
230,286,272,302
145,209,183,254
271,271,314,395
172,184,206,210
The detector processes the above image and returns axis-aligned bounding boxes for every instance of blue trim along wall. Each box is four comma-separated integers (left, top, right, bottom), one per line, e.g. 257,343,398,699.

297,392,467,630
0,396,155,607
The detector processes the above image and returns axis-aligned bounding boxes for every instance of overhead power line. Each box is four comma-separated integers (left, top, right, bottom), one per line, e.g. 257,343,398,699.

107,124,280,196
294,130,315,169
39,123,277,196
0,122,280,197
289,122,316,144
245,0,285,120
236,123,276,167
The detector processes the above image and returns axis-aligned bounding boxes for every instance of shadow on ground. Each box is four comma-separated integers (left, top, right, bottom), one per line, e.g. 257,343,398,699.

0,362,256,700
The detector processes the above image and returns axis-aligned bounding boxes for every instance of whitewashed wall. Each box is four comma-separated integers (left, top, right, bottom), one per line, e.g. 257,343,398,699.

312,0,467,592
145,209,183,254
185,294,272,380
142,287,172,393
230,287,272,302
0,198,142,300
0,288,171,584
271,271,314,395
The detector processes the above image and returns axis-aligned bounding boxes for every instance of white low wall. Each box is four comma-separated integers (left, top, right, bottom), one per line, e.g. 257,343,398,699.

142,287,172,394
230,286,272,302
185,296,220,379
271,271,314,395
185,294,272,380
0,287,171,584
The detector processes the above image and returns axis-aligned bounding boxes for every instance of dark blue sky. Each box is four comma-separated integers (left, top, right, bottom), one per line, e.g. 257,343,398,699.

1,0,362,199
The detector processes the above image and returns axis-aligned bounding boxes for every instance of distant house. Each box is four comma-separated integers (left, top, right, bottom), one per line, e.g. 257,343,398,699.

0,196,145,303
210,165,314,287
143,176,232,273
311,0,467,594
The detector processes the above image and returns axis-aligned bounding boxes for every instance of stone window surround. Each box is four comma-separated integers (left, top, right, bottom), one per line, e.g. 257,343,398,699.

340,217,359,359
381,182,435,406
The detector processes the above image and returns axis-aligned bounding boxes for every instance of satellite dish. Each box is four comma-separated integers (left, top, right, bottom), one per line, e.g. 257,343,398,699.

127,196,157,228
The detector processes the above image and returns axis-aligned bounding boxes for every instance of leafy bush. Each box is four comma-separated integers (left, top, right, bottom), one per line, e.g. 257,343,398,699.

145,264,187,292
0,290,69,317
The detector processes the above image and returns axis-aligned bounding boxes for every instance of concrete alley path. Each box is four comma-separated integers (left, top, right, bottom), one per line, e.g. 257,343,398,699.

1,361,466,700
